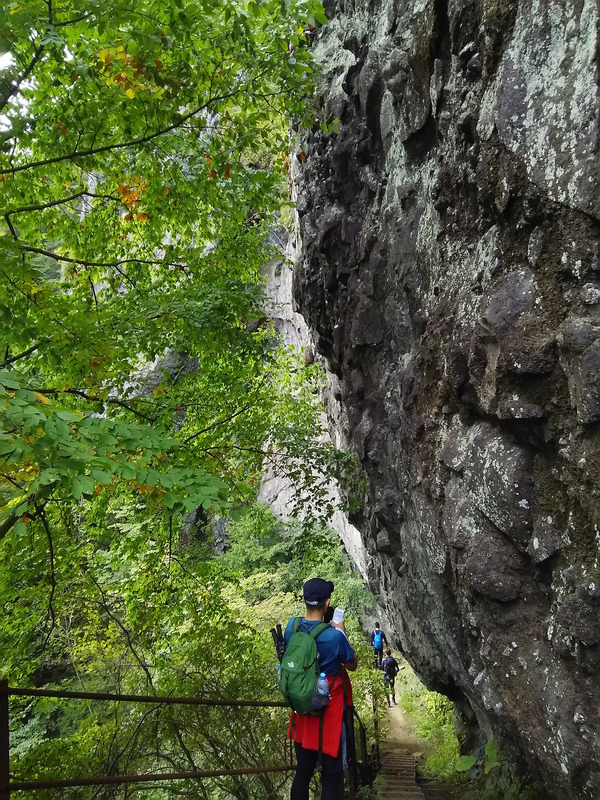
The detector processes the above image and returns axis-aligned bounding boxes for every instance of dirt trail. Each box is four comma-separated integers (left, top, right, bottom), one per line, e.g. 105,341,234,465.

377,667,466,800
383,697,425,754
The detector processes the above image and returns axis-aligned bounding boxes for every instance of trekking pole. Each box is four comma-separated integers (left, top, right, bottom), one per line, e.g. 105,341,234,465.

0,680,9,800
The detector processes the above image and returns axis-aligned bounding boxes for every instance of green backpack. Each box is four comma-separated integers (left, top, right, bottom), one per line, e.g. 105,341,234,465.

279,617,329,715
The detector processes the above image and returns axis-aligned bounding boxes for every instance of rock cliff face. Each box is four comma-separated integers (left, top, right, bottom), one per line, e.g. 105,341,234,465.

292,1,600,797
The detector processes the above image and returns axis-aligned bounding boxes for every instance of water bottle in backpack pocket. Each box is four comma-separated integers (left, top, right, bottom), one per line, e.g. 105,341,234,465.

312,672,330,712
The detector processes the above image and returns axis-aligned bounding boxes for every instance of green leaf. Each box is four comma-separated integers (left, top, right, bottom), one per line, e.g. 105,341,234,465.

71,475,95,499
91,469,112,485
55,411,84,422
485,741,500,762
455,755,477,772
311,3,328,24
38,469,59,485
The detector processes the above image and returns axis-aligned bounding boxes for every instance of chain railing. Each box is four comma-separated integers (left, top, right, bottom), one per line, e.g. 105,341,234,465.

0,679,377,798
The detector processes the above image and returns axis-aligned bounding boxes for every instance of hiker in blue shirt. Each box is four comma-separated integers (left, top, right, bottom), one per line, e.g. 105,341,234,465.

284,577,357,800
370,622,388,667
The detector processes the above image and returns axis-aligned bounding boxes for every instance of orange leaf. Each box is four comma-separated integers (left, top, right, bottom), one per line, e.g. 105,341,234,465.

136,212,149,222
203,154,212,165
298,150,307,163
154,59,163,69
208,169,218,179
34,392,51,405
224,163,231,179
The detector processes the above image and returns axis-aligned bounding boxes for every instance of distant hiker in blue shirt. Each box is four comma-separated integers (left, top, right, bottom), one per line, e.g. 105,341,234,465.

370,622,388,667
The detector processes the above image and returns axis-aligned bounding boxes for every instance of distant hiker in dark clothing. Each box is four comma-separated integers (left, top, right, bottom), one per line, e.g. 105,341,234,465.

370,622,388,667
381,648,399,707
284,578,358,800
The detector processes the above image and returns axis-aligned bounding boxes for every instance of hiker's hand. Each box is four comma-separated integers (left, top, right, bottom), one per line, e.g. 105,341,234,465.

331,618,346,632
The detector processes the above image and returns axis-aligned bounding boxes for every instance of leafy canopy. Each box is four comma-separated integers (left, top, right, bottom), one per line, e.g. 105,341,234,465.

0,0,337,540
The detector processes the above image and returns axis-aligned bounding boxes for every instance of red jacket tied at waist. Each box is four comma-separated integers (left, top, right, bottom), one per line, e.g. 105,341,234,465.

287,670,353,758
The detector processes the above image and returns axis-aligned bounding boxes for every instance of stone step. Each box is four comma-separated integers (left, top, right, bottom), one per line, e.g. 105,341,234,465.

376,750,425,800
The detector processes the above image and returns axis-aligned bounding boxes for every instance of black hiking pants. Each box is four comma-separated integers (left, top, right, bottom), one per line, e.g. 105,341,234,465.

291,741,343,800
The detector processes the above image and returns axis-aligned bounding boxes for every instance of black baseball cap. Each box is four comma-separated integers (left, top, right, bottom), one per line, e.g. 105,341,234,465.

303,577,334,606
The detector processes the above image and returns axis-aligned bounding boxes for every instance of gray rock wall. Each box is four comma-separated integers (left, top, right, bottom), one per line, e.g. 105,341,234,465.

292,1,600,796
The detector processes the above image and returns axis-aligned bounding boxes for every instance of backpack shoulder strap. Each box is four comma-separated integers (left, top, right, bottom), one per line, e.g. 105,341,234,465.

292,616,302,633
310,622,330,641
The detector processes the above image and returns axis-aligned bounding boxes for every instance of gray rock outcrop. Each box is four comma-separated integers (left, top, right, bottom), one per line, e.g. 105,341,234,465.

292,1,600,797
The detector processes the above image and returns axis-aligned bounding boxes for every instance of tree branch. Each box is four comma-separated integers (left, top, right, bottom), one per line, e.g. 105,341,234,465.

36,387,160,423
3,190,119,218
33,505,57,651
87,572,156,692
19,244,186,271
0,44,45,112
54,13,90,27
0,339,48,369
0,85,251,176
0,513,17,541
182,400,254,444
0,486,50,542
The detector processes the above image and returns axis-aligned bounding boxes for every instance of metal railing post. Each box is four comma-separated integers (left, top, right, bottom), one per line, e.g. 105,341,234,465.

0,680,9,800
372,692,380,764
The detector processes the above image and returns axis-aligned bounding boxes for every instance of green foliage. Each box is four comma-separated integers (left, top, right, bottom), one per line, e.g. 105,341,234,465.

0,2,381,795
456,754,477,772
0,0,338,542
0,2,381,792
453,740,542,800
0,0,362,690
396,672,541,799
5,500,378,798
393,668,459,781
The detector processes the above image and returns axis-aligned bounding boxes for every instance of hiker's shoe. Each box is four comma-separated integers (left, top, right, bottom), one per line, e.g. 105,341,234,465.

392,697,396,704
387,702,391,708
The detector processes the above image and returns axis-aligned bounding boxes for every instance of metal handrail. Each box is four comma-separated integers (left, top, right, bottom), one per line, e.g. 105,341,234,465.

9,766,295,792
1,680,378,798
0,680,293,798
8,685,289,708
